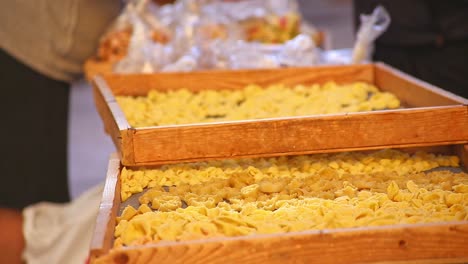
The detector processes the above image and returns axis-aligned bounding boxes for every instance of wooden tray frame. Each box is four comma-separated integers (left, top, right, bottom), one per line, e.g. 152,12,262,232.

90,145,468,264
92,63,468,166
85,58,114,81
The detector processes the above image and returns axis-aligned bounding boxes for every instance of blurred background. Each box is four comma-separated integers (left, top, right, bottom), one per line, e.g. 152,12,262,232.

68,0,355,198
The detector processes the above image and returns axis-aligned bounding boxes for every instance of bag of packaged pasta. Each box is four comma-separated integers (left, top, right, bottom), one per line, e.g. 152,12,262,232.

97,0,171,62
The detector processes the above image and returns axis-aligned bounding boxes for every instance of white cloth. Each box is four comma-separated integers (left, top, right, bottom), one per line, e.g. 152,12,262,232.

22,184,104,264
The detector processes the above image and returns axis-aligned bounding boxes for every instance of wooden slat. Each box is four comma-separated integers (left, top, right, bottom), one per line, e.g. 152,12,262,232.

129,106,468,165
93,63,468,166
122,128,136,165
397,145,454,155
131,144,463,170
454,144,468,170
93,76,131,131
84,58,114,81
93,76,133,155
91,146,468,263
103,64,375,96
92,86,122,152
92,221,468,264
374,63,468,107
90,153,121,260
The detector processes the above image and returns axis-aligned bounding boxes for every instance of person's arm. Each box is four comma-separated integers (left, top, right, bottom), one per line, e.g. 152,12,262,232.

0,208,24,264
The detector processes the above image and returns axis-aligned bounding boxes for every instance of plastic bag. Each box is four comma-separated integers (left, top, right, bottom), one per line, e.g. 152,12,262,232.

200,0,298,22
226,41,279,69
179,0,312,70
352,5,390,63
103,0,323,73
277,34,318,66
105,0,149,35
97,0,147,61
161,55,198,72
211,33,318,69
113,14,172,73
321,48,353,65
98,0,172,62
198,0,300,44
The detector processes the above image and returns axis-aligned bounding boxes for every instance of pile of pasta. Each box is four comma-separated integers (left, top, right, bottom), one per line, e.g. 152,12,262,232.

116,82,401,127
114,149,468,247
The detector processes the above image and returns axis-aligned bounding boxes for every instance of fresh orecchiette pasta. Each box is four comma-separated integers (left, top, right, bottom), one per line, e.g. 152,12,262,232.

114,149,467,248
116,82,401,127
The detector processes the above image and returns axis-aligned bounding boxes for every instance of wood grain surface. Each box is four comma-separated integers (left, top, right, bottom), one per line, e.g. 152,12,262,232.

90,145,468,264
90,153,121,260
84,58,114,81
93,76,133,158
103,64,374,96
455,144,468,168
127,106,468,165
92,221,468,264
92,63,468,166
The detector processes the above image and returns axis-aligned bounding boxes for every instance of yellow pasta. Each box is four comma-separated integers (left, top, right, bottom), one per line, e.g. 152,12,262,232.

116,82,401,127
119,149,460,201
114,149,467,248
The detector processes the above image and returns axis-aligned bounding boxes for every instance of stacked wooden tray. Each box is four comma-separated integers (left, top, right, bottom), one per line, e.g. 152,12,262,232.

92,63,468,166
85,58,114,81
90,63,468,263
90,145,468,264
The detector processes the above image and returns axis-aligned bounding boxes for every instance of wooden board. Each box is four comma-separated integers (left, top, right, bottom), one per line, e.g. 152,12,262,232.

84,58,114,81
103,64,375,96
89,153,121,258
92,63,468,166
90,145,468,264
129,106,467,165
93,222,468,264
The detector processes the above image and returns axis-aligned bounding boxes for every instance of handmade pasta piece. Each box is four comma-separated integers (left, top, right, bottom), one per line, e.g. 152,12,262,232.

113,149,467,247
116,82,402,127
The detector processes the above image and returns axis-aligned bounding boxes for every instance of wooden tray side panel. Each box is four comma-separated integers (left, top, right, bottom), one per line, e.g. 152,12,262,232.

131,106,468,165
103,64,375,96
93,63,468,166
93,77,136,158
454,144,468,170
92,85,123,152
92,146,468,264
90,154,121,260
374,63,468,107
85,59,114,81
92,222,468,264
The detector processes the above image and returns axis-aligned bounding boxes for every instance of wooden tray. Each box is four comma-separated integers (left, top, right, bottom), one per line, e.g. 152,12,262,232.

85,58,114,81
90,144,468,264
92,63,468,166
